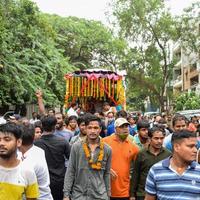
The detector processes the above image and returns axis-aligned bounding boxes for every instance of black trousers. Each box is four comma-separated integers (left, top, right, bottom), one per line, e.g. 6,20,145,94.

50,181,64,200
110,197,129,200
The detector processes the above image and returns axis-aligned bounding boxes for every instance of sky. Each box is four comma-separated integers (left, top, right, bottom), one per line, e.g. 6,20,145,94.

32,0,198,25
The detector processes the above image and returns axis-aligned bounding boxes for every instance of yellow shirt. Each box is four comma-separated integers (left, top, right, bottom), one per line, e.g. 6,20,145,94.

0,160,39,200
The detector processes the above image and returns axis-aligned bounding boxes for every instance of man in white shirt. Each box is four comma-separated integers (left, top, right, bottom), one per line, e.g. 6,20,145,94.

67,103,78,117
29,112,40,124
18,124,53,200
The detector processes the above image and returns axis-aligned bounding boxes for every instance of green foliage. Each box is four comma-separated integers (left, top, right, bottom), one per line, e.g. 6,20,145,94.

0,0,72,107
176,1,200,54
44,14,128,70
174,92,200,111
0,0,127,109
111,0,177,111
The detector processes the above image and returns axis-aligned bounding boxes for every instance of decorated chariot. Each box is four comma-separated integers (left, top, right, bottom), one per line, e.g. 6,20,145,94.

64,69,126,113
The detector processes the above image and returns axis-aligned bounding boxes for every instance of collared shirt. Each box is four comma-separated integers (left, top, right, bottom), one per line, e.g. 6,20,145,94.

18,145,53,200
145,157,200,200
133,134,144,150
54,128,74,142
103,134,139,198
63,139,112,200
131,146,171,197
70,134,86,145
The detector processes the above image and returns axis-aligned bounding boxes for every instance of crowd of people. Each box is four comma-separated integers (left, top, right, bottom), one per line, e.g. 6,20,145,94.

0,92,200,200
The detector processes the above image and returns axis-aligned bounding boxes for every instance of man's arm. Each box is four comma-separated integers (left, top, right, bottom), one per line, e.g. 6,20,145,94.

35,89,45,115
144,193,156,200
144,167,157,200
63,144,76,198
103,146,112,197
130,153,141,198
64,140,71,159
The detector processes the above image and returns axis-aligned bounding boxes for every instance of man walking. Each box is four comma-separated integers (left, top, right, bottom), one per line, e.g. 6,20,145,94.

145,130,200,200
131,127,171,200
163,114,188,151
0,123,39,200
63,115,112,200
35,116,70,200
133,120,150,150
19,124,53,200
54,112,74,142
70,116,87,145
103,118,139,200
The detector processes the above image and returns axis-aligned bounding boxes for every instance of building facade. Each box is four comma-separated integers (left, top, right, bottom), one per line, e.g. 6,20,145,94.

172,23,200,95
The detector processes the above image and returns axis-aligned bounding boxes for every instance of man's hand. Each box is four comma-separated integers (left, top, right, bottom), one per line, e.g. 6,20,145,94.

35,89,46,114
110,168,118,180
129,197,136,200
35,89,43,99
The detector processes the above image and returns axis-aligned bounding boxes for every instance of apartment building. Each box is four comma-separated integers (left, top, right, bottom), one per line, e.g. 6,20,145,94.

172,24,200,95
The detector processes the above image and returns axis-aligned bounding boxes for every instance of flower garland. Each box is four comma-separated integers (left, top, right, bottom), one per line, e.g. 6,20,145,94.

83,139,104,170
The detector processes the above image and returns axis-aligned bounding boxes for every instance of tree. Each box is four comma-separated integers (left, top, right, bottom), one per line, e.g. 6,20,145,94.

176,1,200,54
0,0,130,113
174,92,200,111
111,0,178,111
0,0,73,110
44,14,129,71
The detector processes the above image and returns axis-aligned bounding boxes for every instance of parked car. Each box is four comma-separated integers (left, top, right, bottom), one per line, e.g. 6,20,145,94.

144,111,160,117
0,111,15,124
176,109,200,120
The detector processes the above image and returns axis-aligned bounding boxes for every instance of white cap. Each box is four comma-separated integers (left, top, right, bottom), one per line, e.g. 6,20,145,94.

114,118,130,128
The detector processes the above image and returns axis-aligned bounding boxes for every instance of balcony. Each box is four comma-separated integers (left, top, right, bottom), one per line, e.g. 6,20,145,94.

190,75,199,87
174,60,182,68
197,61,200,72
173,40,181,53
173,75,182,88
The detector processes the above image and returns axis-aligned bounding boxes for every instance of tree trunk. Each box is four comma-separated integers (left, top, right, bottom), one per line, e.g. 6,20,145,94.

159,96,165,113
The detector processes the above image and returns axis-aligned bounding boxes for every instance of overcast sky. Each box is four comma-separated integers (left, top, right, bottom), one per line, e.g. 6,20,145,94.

31,0,198,24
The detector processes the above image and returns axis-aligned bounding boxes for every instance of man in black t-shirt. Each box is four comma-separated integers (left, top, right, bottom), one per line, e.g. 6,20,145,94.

35,116,70,200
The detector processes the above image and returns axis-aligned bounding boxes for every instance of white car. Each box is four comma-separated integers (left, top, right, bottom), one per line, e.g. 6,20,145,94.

0,111,15,124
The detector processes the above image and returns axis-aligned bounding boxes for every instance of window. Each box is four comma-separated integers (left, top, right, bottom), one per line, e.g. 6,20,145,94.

190,63,197,72
190,75,199,86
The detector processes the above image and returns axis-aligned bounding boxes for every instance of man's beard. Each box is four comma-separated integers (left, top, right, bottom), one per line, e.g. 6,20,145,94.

55,123,63,130
0,148,16,159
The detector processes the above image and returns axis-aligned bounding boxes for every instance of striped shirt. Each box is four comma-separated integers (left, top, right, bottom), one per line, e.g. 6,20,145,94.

145,157,200,200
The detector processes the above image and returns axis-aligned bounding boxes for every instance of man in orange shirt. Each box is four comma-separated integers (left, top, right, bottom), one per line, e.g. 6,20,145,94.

103,118,139,200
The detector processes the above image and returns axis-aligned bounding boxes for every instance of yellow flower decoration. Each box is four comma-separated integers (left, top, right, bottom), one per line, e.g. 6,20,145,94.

83,139,104,170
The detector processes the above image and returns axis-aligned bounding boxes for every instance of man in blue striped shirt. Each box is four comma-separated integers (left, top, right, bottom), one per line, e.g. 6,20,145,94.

145,130,200,200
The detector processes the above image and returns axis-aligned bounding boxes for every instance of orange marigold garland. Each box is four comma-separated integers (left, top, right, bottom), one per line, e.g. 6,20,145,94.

83,139,104,170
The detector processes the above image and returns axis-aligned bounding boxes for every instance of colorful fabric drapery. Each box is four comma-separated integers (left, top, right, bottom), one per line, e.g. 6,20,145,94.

64,70,126,111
